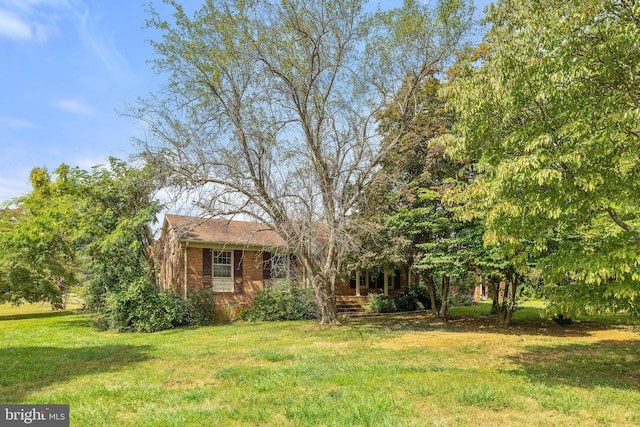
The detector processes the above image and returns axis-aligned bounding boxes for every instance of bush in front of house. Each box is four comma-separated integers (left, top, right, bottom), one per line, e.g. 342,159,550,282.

395,285,436,312
364,293,396,313
185,287,217,326
241,282,318,321
447,292,474,307
99,277,191,332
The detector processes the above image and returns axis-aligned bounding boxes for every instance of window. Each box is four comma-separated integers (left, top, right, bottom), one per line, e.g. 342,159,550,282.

213,251,232,278
271,254,289,279
212,250,233,291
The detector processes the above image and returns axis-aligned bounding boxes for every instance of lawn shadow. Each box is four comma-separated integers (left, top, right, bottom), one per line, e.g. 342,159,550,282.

507,339,640,390
0,344,153,402
343,311,613,338
0,310,77,322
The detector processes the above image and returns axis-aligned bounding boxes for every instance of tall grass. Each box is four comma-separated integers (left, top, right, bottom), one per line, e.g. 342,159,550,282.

0,302,638,426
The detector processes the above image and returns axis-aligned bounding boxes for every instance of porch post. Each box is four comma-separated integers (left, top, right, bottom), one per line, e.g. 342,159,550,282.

384,269,389,296
355,271,361,296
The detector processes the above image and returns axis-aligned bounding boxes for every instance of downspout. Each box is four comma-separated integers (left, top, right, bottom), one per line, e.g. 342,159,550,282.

183,242,188,300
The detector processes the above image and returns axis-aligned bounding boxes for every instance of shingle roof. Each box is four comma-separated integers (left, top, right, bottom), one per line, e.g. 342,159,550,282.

164,214,287,248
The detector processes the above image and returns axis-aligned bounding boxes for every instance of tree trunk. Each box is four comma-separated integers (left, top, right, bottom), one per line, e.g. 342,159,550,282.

423,273,438,314
51,277,66,310
489,277,499,315
313,274,339,325
439,275,450,320
496,273,517,326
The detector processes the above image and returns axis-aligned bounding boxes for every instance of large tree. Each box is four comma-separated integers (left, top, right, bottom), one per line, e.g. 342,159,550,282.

0,159,161,312
0,166,80,307
134,0,473,324
443,0,640,316
363,76,490,320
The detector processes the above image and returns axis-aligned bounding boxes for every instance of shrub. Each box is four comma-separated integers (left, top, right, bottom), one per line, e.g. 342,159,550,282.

100,277,191,332
364,293,395,313
395,285,435,312
241,282,317,321
186,287,216,326
447,293,474,307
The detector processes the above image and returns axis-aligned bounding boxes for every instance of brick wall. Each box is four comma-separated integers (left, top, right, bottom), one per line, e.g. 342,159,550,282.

182,248,267,310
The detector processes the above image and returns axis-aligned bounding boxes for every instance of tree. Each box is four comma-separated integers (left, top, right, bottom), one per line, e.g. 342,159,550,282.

0,166,81,307
80,158,162,314
369,76,486,320
133,0,473,324
443,0,640,316
0,159,162,312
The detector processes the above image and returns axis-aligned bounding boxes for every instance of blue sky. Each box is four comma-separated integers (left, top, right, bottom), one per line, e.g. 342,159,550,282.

0,0,492,203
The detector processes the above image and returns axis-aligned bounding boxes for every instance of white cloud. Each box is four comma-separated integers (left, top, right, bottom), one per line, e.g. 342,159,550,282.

0,0,134,82
0,9,31,40
71,154,108,170
0,0,68,42
0,175,30,202
0,116,37,128
76,7,133,84
53,97,96,116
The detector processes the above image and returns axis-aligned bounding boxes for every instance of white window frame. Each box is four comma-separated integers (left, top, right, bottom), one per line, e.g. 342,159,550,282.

212,250,234,292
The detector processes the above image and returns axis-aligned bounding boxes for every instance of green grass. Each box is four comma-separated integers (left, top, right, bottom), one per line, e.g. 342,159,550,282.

0,301,639,426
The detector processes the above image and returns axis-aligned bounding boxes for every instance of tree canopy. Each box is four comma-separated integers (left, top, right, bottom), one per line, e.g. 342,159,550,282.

443,0,640,316
0,166,80,306
0,159,162,312
134,0,473,324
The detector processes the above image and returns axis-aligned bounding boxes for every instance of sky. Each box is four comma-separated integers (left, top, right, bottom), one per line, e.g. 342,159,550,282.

0,0,493,203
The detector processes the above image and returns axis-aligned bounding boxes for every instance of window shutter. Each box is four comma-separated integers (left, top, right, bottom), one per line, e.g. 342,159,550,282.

289,254,298,281
263,251,271,281
234,250,243,293
202,248,212,287
394,270,401,289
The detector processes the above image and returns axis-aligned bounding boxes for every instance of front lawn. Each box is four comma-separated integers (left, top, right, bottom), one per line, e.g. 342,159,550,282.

1,302,638,426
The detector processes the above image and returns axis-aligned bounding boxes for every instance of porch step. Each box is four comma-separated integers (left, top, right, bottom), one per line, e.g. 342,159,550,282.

336,296,369,313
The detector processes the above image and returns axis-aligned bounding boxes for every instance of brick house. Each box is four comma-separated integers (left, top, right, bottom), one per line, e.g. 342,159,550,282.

158,214,411,312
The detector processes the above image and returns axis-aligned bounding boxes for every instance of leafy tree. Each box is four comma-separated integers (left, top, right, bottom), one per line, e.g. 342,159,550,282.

0,159,163,309
132,0,473,324
0,166,82,307
80,158,162,314
443,0,640,316
360,76,488,320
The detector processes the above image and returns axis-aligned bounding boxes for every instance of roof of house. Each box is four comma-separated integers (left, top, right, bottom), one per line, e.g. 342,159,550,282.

164,214,287,248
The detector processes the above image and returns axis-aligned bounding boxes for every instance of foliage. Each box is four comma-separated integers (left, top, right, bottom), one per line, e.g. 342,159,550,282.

444,0,640,316
517,275,546,302
446,293,473,307
80,159,162,314
135,0,473,325
395,285,435,311
364,293,396,313
241,282,317,321
97,277,191,333
0,158,164,328
185,287,217,326
0,166,82,307
358,75,490,319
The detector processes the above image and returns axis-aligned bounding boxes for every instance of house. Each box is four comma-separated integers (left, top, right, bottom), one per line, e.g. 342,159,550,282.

158,214,412,313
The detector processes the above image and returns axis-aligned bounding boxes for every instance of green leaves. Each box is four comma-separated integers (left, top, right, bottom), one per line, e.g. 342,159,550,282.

444,0,640,315
0,159,161,309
